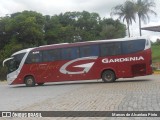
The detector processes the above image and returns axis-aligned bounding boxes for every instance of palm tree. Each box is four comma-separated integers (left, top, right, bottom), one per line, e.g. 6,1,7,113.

111,1,136,37
135,0,157,36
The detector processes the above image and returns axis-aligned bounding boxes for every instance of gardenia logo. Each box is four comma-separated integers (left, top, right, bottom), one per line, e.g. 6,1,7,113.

102,56,144,63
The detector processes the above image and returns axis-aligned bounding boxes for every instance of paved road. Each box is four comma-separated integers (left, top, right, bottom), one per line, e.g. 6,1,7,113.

0,75,160,120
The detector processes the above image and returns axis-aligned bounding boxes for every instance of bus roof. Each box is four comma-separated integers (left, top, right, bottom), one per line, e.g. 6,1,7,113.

33,36,149,51
11,36,150,55
12,48,34,56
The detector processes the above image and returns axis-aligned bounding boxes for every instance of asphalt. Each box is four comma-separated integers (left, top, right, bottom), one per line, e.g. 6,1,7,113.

0,75,160,120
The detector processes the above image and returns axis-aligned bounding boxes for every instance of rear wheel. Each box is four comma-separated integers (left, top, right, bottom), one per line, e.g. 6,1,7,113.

102,70,116,83
24,76,35,87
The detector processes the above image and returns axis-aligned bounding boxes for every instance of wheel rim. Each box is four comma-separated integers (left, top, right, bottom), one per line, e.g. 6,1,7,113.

27,78,33,85
104,73,112,81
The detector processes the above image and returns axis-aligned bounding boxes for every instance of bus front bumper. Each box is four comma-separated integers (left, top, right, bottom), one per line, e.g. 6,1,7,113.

7,74,18,85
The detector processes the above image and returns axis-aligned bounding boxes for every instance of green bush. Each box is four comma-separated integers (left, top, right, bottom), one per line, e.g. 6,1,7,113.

152,44,160,62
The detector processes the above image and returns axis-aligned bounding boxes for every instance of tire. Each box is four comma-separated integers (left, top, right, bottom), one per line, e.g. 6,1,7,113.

24,76,35,87
37,83,44,86
102,70,116,83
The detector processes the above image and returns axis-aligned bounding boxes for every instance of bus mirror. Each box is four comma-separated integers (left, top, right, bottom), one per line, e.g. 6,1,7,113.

3,57,13,67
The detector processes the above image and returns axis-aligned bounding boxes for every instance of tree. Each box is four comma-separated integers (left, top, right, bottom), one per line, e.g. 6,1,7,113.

0,16,11,49
44,11,103,43
100,19,126,39
0,39,23,80
5,11,45,47
154,38,160,45
111,1,136,37
44,15,76,44
0,10,127,80
135,0,156,36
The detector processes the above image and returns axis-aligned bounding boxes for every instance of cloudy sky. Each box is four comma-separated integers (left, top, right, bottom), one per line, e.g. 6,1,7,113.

0,0,160,41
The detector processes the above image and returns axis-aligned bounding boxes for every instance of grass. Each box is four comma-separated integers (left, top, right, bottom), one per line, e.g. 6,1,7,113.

152,45,160,74
152,45,160,62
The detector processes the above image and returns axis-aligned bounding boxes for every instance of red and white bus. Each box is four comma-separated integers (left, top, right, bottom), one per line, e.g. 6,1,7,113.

3,37,152,86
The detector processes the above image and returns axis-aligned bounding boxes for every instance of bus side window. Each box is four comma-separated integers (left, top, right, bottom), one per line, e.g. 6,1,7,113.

122,39,145,54
25,51,42,64
43,49,61,62
80,45,99,57
100,42,121,56
62,47,79,60
135,39,145,51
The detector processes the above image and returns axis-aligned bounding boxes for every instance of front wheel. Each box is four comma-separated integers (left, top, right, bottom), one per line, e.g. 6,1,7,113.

102,70,116,83
24,76,35,87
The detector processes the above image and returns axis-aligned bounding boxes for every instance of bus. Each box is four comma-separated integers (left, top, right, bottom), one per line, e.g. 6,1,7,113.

3,37,152,87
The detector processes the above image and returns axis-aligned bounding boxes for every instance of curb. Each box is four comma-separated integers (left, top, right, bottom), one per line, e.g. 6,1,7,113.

153,71,160,74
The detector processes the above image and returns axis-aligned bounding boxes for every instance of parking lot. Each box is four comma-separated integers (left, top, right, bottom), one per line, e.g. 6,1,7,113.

0,75,160,119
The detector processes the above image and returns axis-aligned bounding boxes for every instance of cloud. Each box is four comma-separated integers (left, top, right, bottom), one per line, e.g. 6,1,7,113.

0,0,28,16
0,0,126,17
0,0,160,38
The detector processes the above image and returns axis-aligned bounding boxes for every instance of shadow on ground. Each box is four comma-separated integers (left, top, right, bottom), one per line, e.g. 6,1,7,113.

10,78,152,88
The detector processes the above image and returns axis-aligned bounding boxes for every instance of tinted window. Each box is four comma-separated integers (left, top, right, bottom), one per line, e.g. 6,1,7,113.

100,42,121,56
13,53,26,67
122,39,145,54
43,49,61,62
62,47,79,60
80,45,99,57
25,51,42,64
8,53,26,73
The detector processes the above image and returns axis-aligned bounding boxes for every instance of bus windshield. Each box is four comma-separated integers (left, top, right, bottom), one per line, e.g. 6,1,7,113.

8,53,26,74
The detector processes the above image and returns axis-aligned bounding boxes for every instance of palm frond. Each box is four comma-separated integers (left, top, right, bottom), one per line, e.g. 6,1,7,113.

111,0,136,25
136,0,157,23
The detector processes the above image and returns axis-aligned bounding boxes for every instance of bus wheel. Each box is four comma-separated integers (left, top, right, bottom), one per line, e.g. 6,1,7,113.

25,76,35,87
37,83,44,86
102,70,115,83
